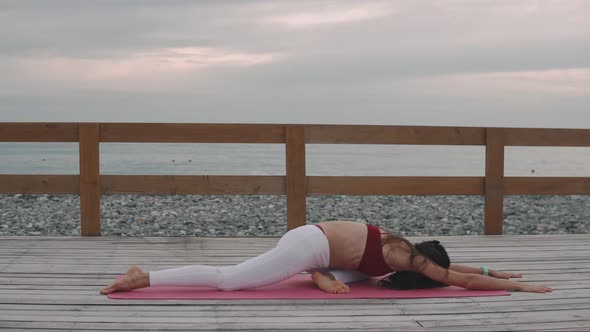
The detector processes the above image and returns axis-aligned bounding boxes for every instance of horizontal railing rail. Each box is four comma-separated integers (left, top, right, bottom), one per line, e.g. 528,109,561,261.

1,122,589,236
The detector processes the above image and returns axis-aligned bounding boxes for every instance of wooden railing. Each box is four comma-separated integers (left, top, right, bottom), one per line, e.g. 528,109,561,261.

1,123,589,236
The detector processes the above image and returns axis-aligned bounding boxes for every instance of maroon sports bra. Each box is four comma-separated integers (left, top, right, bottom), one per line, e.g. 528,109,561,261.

357,224,393,276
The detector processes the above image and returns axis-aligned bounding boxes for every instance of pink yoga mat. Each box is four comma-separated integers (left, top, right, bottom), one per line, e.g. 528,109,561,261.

107,274,509,300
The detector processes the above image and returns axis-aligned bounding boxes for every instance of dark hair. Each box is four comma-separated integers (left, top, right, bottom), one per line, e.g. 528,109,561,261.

378,240,450,290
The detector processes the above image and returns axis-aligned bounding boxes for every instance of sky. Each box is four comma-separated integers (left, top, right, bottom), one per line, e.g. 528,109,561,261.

0,0,589,128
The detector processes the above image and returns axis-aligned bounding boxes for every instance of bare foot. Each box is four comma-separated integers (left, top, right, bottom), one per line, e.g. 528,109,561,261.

100,266,150,295
311,271,351,294
318,279,351,294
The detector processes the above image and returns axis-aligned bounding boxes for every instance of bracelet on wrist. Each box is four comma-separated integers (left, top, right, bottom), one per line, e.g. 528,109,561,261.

481,266,489,276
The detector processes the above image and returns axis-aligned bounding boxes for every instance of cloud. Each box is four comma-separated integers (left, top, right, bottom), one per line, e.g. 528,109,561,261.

410,68,590,98
4,47,280,92
0,0,589,127
258,2,396,29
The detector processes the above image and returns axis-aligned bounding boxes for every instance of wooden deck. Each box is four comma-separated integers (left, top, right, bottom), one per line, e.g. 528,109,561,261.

1,234,589,331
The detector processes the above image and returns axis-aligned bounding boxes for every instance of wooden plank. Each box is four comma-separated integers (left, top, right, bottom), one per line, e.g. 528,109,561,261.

484,128,505,235
0,123,78,142
0,175,79,194
79,123,101,236
3,290,588,306
0,296,393,305
99,123,285,143
6,249,589,261
505,177,590,195
505,128,590,147
416,308,590,327
0,321,422,331
308,176,484,195
2,298,588,313
304,125,485,145
5,260,585,270
0,237,588,248
285,125,307,230
101,175,285,195
9,253,589,262
3,259,587,270
3,123,589,147
0,237,587,248
5,252,590,262
421,320,590,331
398,299,590,315
4,244,587,253
5,262,589,274
0,303,396,312
0,306,404,320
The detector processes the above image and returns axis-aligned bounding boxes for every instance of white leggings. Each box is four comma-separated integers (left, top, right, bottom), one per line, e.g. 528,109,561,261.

150,225,369,290
150,225,368,291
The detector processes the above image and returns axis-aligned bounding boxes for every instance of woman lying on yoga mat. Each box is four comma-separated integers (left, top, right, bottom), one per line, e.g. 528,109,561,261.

100,221,552,295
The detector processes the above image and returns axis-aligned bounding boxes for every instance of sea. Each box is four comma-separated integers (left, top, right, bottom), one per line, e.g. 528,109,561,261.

1,143,589,177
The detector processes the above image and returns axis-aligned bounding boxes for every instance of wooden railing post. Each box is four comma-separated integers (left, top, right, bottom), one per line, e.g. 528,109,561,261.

79,123,101,236
285,125,307,230
484,128,505,235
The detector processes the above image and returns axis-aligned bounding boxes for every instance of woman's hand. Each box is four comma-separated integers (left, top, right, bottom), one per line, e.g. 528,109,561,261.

517,284,553,293
489,269,523,279
489,270,553,293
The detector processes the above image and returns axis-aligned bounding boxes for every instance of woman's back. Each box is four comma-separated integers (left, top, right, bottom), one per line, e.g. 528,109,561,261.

318,221,371,269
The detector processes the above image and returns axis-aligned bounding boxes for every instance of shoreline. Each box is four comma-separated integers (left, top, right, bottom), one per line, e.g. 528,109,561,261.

1,194,589,236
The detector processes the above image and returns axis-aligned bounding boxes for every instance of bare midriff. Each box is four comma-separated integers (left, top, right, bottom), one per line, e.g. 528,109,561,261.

318,220,386,270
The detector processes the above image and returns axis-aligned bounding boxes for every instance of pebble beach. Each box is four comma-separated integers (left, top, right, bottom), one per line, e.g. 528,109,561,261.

0,194,588,236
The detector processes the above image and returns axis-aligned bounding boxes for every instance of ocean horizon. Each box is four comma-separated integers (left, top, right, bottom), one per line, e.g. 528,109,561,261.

1,143,589,177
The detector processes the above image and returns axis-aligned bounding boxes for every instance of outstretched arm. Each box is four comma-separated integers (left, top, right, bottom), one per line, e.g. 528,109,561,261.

450,263,523,279
423,261,552,293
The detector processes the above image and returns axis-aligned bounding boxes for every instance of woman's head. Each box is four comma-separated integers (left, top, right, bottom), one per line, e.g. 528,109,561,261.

378,240,450,290
414,240,450,269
